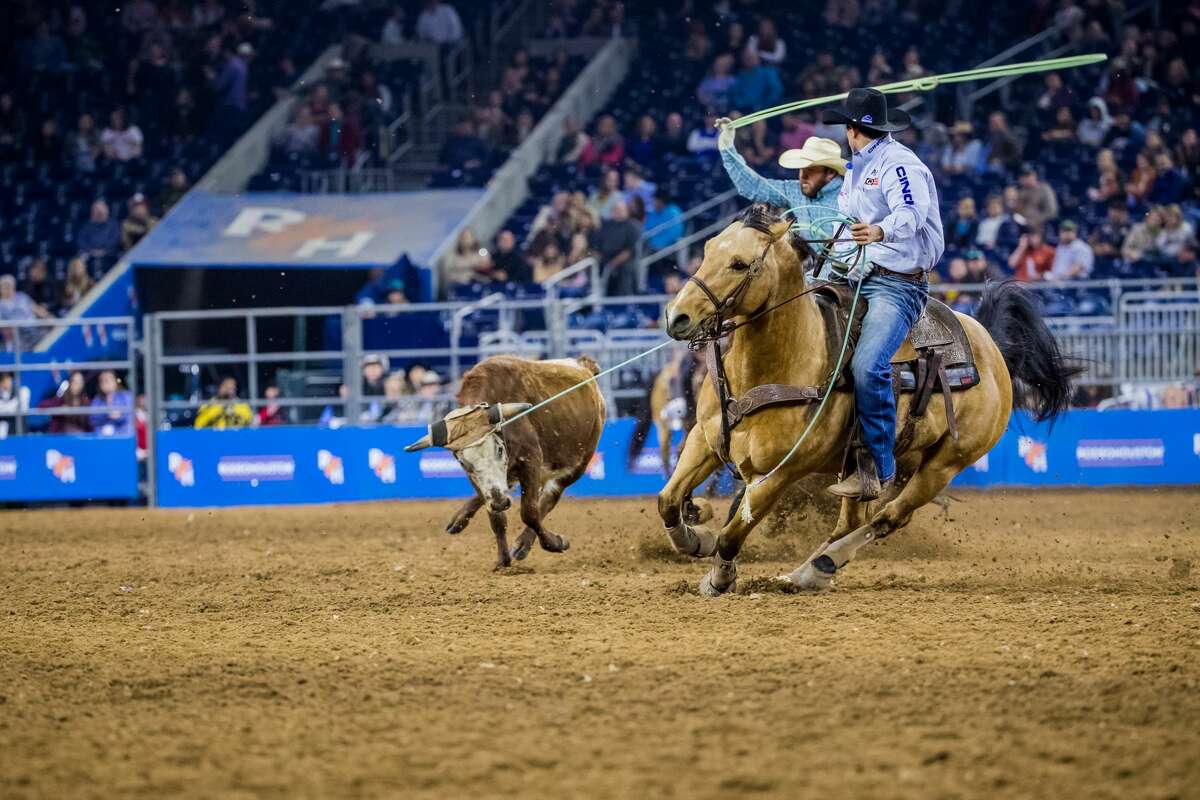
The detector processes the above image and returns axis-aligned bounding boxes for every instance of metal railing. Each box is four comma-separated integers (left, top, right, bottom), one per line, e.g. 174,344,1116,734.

635,189,740,289
0,316,139,437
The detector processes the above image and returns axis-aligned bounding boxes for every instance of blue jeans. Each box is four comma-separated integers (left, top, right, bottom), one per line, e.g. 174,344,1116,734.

849,274,929,482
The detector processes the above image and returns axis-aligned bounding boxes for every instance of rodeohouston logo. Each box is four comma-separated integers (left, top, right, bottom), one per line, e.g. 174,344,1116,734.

217,455,295,486
0,455,16,480
368,448,396,484
167,452,194,486
45,450,76,483
419,451,466,479
1076,439,1165,468
317,450,345,485
1017,436,1048,473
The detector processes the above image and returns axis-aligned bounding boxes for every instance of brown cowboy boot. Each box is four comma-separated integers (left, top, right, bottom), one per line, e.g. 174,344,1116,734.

826,472,891,500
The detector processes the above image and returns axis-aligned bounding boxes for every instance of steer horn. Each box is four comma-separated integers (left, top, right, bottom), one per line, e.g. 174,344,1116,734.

404,418,450,452
497,402,533,421
403,431,434,452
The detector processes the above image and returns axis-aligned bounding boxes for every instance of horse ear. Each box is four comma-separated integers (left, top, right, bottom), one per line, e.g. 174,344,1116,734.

769,217,792,239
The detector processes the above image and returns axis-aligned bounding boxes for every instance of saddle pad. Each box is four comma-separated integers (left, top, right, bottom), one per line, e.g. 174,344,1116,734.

892,362,980,392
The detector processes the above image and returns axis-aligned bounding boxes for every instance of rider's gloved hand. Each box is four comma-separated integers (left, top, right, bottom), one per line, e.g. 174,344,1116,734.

715,117,736,150
844,261,873,283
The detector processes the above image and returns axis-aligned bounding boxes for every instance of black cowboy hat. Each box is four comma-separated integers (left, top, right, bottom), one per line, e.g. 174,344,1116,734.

822,87,910,133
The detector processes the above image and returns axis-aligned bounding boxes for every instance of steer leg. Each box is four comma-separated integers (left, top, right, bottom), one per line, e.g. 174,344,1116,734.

657,426,721,557
510,477,570,561
518,477,570,555
446,493,485,534
487,508,512,571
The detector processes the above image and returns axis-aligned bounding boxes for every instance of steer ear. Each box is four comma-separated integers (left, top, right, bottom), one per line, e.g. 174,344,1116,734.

498,402,533,421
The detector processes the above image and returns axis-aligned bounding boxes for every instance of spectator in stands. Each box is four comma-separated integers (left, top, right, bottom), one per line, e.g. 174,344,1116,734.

1126,151,1158,205
747,18,787,66
1176,129,1200,176
683,18,711,63
169,88,201,141
0,274,47,351
90,370,134,436
975,194,1020,251
194,376,254,429
594,200,640,296
1077,98,1112,148
1087,149,1125,203
1104,111,1145,162
644,188,684,253
207,42,253,144
17,21,68,75
722,21,747,57
1089,201,1131,258
1008,227,1056,282
985,111,1022,172
1049,221,1095,280
946,197,979,249
1121,206,1164,263
625,115,659,167
660,111,688,157
1150,152,1187,205
554,116,589,164
489,230,531,284
100,108,144,162
122,0,160,36
1035,72,1069,116
278,105,320,156
76,200,121,260
153,167,190,216
1157,205,1196,260
623,165,657,207
940,121,982,175
697,53,736,114
439,117,489,184
1040,106,1077,144
1176,240,1199,278
736,119,777,170
588,168,623,221
21,258,58,316
687,110,720,156
780,113,815,151
443,227,490,287
0,373,30,438
129,42,177,131
33,119,63,164
940,257,975,314
67,113,100,173
121,194,159,251
61,258,95,311
381,5,407,45
0,92,23,153
729,49,782,113
256,384,287,426
965,248,1006,283
1015,164,1059,231
417,0,465,45
40,371,92,434
579,114,625,167
532,241,568,283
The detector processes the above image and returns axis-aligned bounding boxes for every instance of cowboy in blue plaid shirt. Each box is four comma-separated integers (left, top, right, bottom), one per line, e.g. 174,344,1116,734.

716,118,846,277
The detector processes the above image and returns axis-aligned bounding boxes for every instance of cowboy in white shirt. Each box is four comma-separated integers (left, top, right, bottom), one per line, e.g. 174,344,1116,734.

416,0,463,45
822,87,945,499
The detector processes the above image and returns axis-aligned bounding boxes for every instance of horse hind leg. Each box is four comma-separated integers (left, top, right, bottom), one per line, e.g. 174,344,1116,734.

787,442,961,590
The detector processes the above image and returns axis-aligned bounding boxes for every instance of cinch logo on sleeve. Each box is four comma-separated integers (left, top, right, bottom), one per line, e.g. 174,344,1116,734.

895,166,914,205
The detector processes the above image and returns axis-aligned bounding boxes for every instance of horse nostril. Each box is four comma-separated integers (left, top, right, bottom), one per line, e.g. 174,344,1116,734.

669,313,692,338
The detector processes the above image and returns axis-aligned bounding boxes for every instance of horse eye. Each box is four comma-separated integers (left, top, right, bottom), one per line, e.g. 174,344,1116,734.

730,259,749,272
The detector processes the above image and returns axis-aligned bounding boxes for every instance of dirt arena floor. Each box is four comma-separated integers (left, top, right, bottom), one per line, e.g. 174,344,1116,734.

1,488,1198,800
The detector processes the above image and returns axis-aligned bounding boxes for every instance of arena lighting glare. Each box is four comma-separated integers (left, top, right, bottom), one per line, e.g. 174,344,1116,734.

727,53,1109,129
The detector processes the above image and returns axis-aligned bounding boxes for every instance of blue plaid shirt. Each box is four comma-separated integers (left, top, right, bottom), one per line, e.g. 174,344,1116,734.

720,146,845,272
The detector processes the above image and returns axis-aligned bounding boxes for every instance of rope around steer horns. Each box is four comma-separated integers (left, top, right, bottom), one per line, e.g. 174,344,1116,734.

726,53,1108,129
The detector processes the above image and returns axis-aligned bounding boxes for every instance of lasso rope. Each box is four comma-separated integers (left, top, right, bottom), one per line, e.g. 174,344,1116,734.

728,53,1107,129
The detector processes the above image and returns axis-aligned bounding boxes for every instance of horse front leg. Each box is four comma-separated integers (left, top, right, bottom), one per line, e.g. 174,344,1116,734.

657,426,721,557
698,469,793,597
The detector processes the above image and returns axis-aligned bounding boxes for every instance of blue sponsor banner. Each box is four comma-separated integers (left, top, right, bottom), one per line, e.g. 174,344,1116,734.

153,409,1200,508
128,189,483,270
0,435,138,502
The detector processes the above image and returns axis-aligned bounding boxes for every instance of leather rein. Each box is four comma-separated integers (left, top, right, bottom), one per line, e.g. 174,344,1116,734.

683,230,842,466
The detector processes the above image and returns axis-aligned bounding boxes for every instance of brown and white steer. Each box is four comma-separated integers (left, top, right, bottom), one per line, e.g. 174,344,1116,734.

404,355,605,569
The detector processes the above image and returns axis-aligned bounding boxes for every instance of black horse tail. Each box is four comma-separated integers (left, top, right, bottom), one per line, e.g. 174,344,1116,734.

627,383,654,467
976,280,1082,423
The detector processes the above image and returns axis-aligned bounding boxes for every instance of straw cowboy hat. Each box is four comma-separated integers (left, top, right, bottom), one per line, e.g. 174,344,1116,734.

823,87,911,133
778,137,846,174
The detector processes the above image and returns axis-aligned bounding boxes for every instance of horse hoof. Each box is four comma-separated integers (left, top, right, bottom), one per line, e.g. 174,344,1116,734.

540,534,570,553
493,558,512,572
698,558,737,597
446,519,468,535
783,555,836,592
509,540,532,561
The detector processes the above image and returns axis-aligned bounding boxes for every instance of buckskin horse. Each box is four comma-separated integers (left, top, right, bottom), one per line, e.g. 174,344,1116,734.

658,204,1076,595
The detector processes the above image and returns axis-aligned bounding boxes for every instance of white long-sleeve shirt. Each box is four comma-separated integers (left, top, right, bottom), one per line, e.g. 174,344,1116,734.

416,3,463,45
837,134,945,274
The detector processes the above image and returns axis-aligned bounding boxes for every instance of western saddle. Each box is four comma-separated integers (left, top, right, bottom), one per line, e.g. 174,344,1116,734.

709,282,979,466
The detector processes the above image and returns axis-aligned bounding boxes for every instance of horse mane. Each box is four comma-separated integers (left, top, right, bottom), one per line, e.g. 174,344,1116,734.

738,203,815,264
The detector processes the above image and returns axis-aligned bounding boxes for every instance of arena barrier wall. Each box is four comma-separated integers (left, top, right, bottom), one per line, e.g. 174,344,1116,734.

151,409,1200,508
0,434,138,502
